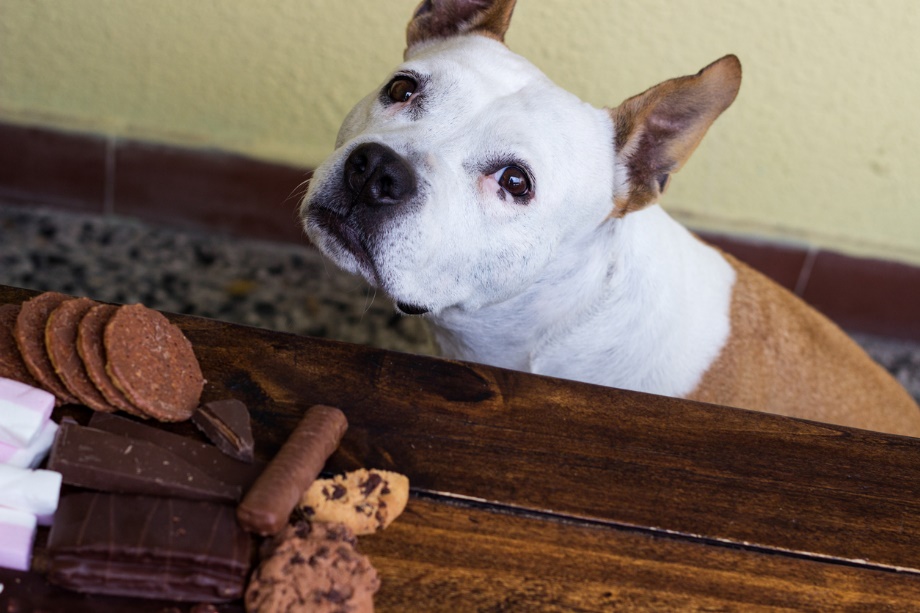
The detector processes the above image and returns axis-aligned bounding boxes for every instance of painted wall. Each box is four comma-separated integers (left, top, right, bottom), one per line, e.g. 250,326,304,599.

1,0,919,264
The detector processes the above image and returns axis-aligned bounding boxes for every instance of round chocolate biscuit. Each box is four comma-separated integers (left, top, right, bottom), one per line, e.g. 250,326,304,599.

76,304,147,418
46,297,117,413
0,304,41,387
104,304,204,422
14,292,80,404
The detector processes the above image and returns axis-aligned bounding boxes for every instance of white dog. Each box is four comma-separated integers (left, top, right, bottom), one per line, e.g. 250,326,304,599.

302,0,920,436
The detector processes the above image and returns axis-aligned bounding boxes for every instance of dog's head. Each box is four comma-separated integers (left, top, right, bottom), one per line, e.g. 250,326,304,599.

302,0,741,317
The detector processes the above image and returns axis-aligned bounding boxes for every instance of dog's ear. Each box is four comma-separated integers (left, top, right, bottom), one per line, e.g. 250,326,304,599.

610,55,741,216
406,0,518,50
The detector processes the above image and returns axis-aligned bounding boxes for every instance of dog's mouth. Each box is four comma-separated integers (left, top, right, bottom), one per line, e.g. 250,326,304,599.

395,301,429,316
308,206,374,272
309,207,431,316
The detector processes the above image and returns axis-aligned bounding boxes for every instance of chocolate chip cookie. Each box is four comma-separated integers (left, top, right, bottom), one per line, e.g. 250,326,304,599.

245,521,379,613
299,469,409,535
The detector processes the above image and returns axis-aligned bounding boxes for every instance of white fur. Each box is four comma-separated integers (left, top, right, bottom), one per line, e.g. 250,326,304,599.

302,34,735,398
434,205,735,396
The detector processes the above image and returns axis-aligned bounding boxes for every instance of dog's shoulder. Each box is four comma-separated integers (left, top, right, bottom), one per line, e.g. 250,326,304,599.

690,251,920,436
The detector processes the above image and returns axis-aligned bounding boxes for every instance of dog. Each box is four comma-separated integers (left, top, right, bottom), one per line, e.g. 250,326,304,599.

302,0,920,437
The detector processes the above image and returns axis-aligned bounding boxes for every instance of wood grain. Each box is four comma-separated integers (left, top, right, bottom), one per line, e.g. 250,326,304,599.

7,494,919,612
2,284,920,612
171,303,920,573
364,496,920,612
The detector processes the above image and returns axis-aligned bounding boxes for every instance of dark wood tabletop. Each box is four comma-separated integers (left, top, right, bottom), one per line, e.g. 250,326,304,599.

2,283,919,611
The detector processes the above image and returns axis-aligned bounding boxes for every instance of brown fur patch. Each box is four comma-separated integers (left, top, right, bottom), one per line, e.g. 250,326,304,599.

690,251,920,437
610,56,742,217
406,0,517,50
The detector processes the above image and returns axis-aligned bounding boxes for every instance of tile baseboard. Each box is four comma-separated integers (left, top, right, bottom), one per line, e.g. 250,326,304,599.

2,121,918,342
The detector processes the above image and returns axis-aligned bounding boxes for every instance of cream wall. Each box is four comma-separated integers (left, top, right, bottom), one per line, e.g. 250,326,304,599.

1,0,919,264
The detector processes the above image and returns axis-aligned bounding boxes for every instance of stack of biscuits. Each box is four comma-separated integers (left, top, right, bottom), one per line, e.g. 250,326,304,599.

0,292,204,422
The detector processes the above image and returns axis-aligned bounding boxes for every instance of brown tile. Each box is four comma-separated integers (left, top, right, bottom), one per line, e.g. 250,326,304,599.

801,250,920,342
697,231,809,292
0,122,108,213
113,140,311,244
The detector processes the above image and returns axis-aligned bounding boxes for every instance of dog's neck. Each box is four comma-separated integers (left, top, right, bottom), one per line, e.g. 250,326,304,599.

430,205,736,397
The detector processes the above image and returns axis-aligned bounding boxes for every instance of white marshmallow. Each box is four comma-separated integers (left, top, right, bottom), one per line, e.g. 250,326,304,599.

0,420,59,468
0,377,55,447
0,464,62,517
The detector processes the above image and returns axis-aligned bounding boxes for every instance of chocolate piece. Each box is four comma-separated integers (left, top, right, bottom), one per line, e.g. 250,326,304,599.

245,521,378,613
104,304,204,422
47,421,241,502
48,492,251,602
14,292,79,404
192,398,255,463
238,405,348,536
76,303,147,417
46,297,119,413
89,411,263,492
0,304,41,387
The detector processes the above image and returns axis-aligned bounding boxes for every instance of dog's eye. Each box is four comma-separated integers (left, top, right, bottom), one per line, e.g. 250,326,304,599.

387,77,417,103
498,166,531,198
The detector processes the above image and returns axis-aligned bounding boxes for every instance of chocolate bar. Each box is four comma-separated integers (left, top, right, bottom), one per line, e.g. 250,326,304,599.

47,421,241,502
238,404,347,536
192,398,255,463
88,411,263,489
47,492,252,602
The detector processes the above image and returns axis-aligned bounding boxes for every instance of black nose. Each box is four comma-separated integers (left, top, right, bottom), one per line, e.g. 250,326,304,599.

344,143,417,207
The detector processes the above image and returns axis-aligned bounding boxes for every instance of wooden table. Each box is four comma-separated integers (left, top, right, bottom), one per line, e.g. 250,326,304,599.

2,284,920,611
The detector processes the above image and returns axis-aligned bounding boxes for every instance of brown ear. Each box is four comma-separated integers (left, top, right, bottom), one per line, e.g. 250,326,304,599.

610,55,742,216
406,0,517,50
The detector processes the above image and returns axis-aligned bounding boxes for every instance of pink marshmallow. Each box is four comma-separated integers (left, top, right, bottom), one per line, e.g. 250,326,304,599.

0,419,59,468
0,507,37,571
0,377,55,447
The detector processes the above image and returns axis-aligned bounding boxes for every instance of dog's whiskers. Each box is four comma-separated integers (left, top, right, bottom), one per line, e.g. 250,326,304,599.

362,285,378,318
287,175,313,203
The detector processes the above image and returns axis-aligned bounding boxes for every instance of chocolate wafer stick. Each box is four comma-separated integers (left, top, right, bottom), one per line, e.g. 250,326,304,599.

237,404,347,536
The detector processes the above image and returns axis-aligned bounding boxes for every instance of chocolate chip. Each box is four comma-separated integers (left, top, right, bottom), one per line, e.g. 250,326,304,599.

294,522,312,539
324,589,347,604
360,473,383,496
290,552,307,565
324,483,347,500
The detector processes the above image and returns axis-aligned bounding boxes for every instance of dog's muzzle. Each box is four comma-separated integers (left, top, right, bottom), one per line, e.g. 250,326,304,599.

344,142,417,208
332,143,430,316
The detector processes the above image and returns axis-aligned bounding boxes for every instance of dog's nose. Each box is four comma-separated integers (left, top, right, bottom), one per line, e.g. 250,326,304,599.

344,143,417,207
